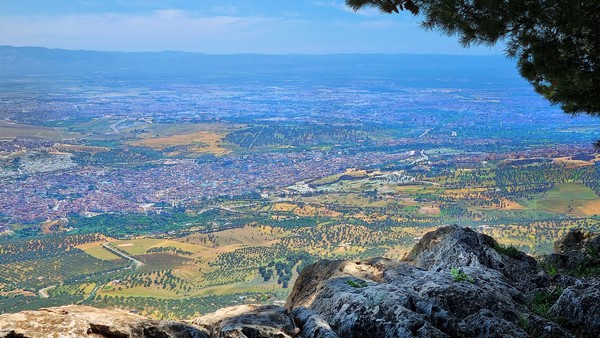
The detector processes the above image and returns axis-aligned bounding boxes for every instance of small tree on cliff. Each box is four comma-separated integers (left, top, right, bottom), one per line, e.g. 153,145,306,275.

346,0,600,148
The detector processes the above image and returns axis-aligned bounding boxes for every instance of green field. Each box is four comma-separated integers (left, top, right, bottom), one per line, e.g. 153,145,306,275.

522,183,600,216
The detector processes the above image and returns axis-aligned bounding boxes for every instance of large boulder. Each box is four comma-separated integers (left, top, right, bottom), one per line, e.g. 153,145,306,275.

549,281,600,337
545,229,600,274
554,229,600,255
403,225,549,293
192,305,299,338
0,305,209,338
286,226,578,338
290,307,338,338
286,256,570,337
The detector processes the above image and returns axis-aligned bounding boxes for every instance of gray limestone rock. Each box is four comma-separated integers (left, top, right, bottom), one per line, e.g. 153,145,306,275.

290,307,338,338
286,226,575,338
193,305,299,338
403,225,549,293
549,281,600,337
0,305,209,338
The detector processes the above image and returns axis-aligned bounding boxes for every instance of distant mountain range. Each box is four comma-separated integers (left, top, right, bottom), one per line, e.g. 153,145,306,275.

0,45,521,86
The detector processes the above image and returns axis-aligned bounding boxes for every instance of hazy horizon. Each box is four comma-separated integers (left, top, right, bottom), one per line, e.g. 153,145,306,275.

0,1,505,55
1,44,507,57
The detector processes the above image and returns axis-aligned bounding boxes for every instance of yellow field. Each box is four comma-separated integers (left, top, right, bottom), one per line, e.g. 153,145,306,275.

553,154,600,167
110,238,210,256
577,200,600,216
294,205,342,218
81,283,96,293
78,242,121,260
181,225,284,248
501,198,526,210
131,131,228,155
271,203,297,212
128,123,242,156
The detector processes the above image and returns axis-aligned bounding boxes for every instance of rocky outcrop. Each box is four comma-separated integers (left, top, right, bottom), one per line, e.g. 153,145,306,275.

0,305,209,338
549,281,600,337
286,225,597,337
0,304,299,338
286,230,571,337
545,229,600,273
2,226,600,338
290,308,338,338
192,305,299,338
403,226,548,294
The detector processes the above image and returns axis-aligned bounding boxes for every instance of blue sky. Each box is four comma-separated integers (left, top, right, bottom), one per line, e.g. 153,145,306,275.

0,0,504,54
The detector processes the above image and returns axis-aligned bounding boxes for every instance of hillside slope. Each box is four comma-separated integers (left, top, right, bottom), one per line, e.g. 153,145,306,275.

1,226,599,338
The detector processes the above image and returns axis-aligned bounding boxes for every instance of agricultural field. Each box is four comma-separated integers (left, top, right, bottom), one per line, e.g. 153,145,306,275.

0,122,79,140
520,183,600,217
128,123,242,156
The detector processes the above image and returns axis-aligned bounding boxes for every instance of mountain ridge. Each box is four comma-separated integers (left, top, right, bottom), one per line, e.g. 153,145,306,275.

0,45,519,83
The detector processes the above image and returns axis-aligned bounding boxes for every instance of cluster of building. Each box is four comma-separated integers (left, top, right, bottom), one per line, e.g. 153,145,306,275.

0,148,412,223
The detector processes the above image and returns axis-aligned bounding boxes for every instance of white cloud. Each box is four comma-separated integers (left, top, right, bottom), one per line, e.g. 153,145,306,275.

0,10,282,52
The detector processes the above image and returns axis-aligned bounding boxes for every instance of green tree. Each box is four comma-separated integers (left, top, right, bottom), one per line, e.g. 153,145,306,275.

347,0,600,146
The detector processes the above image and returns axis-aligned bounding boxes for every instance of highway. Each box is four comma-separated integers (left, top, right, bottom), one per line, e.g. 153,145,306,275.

38,285,56,298
102,243,145,269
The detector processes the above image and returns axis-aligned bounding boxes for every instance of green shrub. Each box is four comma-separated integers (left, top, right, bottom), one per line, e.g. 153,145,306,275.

346,279,369,288
450,268,474,283
518,313,529,331
529,287,563,318
493,242,521,258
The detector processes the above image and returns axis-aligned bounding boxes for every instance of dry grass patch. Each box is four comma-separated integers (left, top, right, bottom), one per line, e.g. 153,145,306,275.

77,242,121,261
181,225,283,248
579,200,600,216
128,123,242,156
418,205,441,215
294,205,341,218
131,131,230,156
271,203,297,212
553,154,600,167
501,199,526,210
